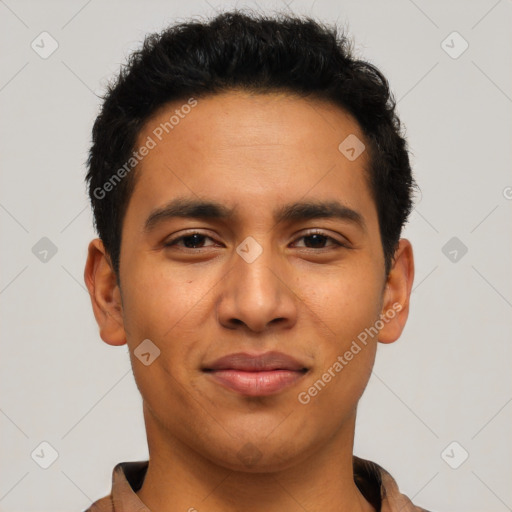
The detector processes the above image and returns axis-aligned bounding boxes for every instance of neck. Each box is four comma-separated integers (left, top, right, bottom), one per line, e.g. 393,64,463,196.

136,402,374,512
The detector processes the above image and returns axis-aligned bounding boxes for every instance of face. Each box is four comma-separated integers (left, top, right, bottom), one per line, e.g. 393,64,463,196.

85,90,413,472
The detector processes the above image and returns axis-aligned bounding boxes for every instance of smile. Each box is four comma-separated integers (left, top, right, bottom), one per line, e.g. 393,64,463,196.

202,351,309,396
204,368,308,396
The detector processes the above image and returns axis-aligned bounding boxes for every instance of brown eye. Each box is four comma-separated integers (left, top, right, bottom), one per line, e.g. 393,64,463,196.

164,232,217,249
293,232,344,249
302,234,330,248
181,234,207,248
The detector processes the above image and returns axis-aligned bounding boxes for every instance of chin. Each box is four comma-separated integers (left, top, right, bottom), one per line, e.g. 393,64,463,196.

197,432,313,474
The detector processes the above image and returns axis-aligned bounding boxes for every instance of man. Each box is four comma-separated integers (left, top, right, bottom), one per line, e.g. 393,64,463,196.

83,10,429,512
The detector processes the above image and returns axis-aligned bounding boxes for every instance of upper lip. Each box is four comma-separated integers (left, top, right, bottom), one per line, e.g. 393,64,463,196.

203,351,308,372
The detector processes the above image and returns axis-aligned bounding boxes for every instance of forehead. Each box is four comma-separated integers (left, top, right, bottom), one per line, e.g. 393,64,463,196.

126,90,375,226
139,90,366,158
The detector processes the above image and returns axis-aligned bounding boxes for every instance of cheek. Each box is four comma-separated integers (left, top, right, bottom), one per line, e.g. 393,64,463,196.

296,261,383,345
120,261,218,399
120,268,206,413
121,259,212,341
294,262,382,402
298,345,376,429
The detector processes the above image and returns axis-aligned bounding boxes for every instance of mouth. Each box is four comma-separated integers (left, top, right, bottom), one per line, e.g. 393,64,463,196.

202,351,309,397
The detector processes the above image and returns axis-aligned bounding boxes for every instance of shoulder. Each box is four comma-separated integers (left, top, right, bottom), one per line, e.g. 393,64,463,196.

82,495,113,512
353,455,433,512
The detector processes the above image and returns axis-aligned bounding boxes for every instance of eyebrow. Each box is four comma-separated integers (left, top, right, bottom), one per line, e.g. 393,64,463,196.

274,201,365,230
144,198,234,232
144,197,365,233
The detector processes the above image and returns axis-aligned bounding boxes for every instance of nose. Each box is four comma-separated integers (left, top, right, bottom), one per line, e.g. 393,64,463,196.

216,243,298,333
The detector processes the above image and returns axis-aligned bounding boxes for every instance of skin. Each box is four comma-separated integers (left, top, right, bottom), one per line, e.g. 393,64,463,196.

84,90,414,512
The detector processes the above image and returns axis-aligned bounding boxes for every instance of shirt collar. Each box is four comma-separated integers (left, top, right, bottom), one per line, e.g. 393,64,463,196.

89,457,428,512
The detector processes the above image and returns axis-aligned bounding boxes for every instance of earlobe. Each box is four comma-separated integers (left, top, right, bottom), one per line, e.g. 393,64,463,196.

378,239,414,344
84,238,127,346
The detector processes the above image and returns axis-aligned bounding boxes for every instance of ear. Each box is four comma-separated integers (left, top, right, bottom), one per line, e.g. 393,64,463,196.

378,239,414,344
84,238,127,346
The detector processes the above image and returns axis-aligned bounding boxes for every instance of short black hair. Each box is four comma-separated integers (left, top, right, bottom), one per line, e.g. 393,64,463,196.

85,10,415,279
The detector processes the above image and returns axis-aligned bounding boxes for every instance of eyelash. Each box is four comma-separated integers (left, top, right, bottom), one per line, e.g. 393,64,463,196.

163,230,348,250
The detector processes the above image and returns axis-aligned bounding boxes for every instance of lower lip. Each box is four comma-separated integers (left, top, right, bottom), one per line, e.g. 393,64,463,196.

205,369,306,396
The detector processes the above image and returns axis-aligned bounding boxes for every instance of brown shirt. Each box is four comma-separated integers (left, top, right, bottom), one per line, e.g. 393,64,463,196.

84,456,431,512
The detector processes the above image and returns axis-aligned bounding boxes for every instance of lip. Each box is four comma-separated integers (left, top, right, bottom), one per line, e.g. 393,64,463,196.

203,351,309,397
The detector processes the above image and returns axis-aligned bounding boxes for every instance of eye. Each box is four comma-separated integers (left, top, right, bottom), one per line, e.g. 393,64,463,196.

163,230,347,251
292,231,346,249
164,232,218,249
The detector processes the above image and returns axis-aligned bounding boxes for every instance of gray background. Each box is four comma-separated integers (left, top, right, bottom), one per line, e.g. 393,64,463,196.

1,0,511,511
